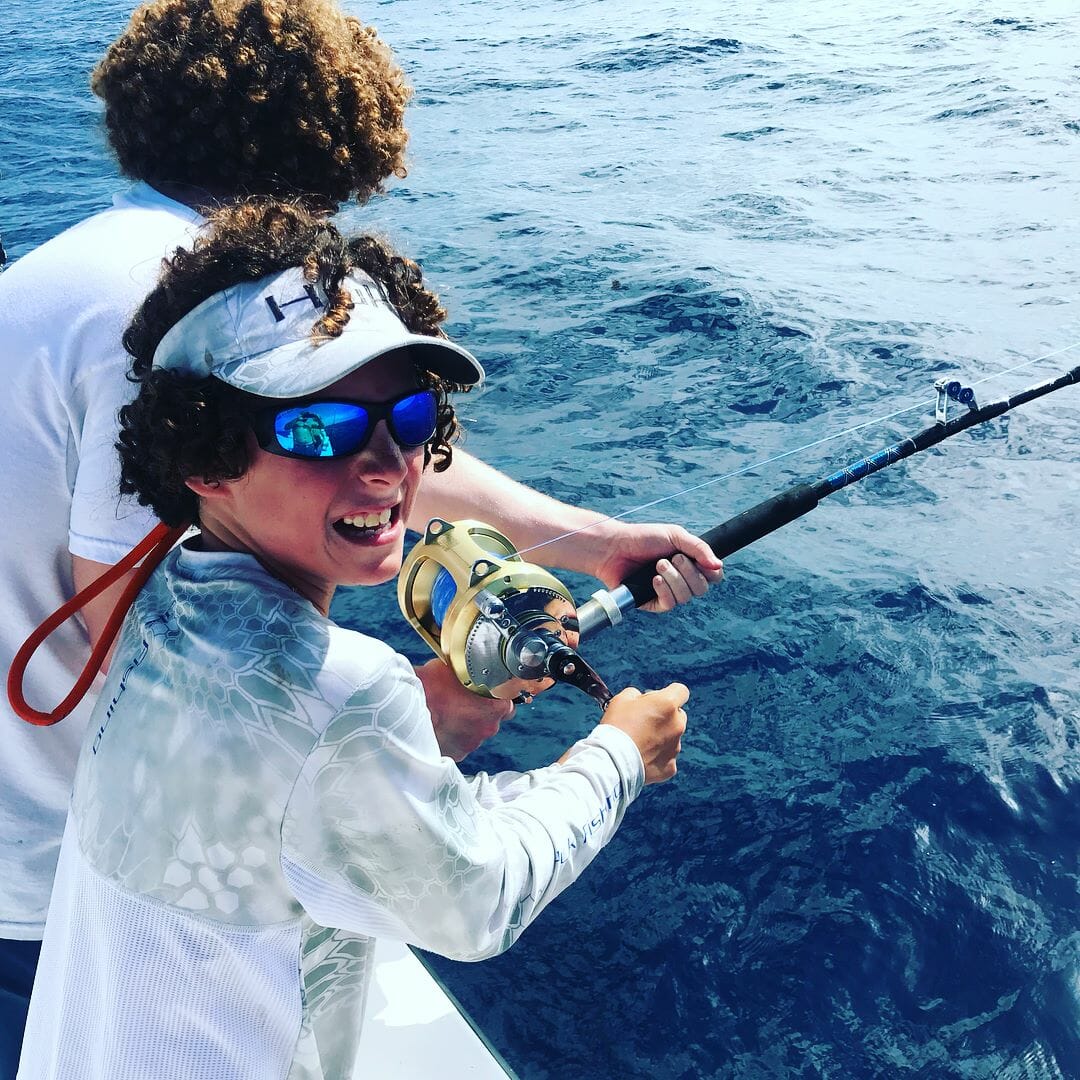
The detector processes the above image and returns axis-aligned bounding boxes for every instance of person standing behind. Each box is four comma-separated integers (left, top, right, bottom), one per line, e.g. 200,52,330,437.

0,6,411,1071
0,2,721,1072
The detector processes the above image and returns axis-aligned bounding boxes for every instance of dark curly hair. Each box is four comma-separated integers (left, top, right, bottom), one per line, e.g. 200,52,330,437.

118,200,466,527
91,0,411,206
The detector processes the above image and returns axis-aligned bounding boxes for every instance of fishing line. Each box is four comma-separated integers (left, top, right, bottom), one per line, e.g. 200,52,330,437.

401,354,1080,709
511,337,1080,562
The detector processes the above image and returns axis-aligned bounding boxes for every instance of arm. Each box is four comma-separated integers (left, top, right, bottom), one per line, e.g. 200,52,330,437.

71,555,140,674
280,654,682,961
411,449,723,611
459,683,689,807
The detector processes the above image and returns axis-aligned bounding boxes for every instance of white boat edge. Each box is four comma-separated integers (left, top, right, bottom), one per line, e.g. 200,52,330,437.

362,938,518,1077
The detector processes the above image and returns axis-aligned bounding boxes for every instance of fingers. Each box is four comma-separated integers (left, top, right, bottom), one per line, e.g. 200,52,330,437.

661,681,690,708
477,697,514,737
649,552,723,611
599,684,688,785
671,528,724,573
651,556,695,610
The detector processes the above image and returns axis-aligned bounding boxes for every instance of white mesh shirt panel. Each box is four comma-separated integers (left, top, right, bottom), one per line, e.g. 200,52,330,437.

282,855,418,944
20,825,305,1080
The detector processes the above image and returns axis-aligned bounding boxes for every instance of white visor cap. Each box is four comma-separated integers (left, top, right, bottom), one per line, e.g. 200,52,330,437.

151,266,483,398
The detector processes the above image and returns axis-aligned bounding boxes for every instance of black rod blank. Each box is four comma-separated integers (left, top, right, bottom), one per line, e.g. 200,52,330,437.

618,362,1080,608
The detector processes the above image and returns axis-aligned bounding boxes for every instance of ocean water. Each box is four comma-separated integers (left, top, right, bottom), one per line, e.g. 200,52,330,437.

3,1,1080,1077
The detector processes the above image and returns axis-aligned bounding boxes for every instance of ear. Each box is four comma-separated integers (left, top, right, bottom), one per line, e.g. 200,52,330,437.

184,476,231,500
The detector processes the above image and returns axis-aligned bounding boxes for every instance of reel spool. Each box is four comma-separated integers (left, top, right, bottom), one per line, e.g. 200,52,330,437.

398,519,611,706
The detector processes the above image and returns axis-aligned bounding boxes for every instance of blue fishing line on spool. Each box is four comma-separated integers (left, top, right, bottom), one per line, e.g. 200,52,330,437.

430,568,458,627
429,546,508,627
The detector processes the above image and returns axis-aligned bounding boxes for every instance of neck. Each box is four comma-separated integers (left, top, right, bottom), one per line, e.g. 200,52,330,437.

151,182,339,217
151,182,225,212
194,518,335,617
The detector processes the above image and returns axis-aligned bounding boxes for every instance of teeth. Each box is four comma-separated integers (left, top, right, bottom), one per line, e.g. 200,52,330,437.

342,508,393,528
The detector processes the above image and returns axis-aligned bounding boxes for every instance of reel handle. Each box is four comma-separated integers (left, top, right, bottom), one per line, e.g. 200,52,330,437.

545,639,613,709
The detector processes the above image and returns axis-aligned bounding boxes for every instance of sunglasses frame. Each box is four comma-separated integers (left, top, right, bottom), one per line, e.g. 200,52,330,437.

249,388,439,460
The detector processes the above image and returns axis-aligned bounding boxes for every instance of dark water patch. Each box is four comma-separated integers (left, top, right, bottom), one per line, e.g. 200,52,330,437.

480,259,612,304
461,77,570,93
778,72,891,107
722,126,783,141
986,17,1041,33
551,280,844,436
703,71,758,92
580,162,629,178
578,32,741,74
932,99,1026,122
712,191,825,243
425,740,1080,1076
608,292,739,337
728,398,777,416
598,217,662,232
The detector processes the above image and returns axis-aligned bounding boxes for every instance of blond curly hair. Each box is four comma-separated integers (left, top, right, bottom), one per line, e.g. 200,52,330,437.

91,0,411,206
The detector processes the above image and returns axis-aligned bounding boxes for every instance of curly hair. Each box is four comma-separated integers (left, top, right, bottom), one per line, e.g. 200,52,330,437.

118,200,466,527
91,0,411,206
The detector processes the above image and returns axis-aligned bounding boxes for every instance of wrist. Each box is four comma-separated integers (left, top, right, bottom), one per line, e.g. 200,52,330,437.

537,513,621,577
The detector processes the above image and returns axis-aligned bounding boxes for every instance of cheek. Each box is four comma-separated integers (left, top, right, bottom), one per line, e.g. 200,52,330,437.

245,458,336,519
405,450,426,494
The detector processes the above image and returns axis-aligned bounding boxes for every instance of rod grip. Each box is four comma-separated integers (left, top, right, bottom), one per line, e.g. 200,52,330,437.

620,482,825,606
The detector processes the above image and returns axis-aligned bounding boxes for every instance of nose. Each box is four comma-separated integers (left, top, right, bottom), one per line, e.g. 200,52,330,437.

352,419,410,485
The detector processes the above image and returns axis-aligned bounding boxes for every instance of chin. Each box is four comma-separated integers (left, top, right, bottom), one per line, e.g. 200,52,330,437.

348,552,405,588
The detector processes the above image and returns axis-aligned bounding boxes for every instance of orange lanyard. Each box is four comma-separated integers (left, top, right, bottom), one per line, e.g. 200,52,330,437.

8,522,189,726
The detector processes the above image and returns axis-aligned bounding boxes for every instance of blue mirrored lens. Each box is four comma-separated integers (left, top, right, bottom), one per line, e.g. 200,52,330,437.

274,403,370,458
391,391,438,446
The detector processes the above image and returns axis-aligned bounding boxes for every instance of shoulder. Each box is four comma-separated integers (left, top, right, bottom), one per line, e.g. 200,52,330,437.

320,624,419,712
0,188,200,314
153,547,422,736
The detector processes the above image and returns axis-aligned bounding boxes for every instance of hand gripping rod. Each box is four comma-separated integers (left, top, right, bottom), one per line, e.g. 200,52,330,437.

576,362,1080,640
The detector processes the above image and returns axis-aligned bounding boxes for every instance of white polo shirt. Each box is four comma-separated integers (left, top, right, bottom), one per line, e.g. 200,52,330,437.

0,183,202,939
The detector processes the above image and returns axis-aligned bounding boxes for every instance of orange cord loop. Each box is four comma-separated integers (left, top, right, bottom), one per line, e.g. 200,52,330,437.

7,522,189,727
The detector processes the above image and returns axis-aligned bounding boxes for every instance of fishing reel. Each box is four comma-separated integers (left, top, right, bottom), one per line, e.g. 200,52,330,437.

398,519,613,708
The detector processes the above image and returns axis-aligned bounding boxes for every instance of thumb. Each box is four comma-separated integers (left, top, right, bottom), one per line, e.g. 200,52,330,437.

675,529,724,572
653,682,690,708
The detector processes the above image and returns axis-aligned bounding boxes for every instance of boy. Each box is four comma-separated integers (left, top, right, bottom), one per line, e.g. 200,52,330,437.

0,5,719,1064
18,202,690,1079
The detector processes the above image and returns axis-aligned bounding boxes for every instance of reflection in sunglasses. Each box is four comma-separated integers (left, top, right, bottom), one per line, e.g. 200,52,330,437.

264,391,437,459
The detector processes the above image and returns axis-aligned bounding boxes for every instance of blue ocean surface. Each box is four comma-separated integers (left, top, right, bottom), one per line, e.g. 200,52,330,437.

3,1,1079,1077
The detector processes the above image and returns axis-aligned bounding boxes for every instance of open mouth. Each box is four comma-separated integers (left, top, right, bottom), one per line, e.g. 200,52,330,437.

333,505,397,543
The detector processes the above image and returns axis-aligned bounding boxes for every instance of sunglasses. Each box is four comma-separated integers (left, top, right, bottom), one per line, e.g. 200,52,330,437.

250,389,438,460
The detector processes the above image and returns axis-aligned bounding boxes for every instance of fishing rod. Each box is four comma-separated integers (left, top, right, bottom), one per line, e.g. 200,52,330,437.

398,362,1080,710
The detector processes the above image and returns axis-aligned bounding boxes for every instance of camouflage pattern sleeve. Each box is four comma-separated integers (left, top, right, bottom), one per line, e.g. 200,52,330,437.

279,652,644,960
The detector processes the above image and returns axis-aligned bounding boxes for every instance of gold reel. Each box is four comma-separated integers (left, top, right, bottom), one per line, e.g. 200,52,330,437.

398,519,581,701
